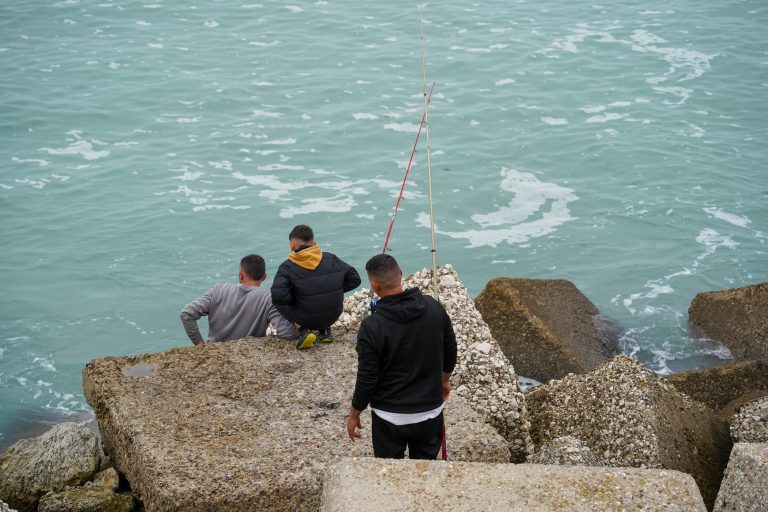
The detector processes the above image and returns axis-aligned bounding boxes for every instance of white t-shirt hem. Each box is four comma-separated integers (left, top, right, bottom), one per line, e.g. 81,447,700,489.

371,403,445,426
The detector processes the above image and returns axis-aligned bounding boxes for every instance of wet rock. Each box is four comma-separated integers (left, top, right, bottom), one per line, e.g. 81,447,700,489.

474,278,619,383
528,436,603,467
730,396,768,443
526,355,731,509
689,283,768,361
664,359,768,412
334,265,534,462
37,486,133,512
713,443,768,512
320,458,707,511
0,422,101,512
83,327,509,511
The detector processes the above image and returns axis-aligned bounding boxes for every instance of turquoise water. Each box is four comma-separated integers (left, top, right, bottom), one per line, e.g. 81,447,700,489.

1,0,766,448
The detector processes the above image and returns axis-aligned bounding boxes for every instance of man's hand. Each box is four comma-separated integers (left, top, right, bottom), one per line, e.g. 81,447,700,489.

193,339,206,346
347,407,363,441
442,372,452,401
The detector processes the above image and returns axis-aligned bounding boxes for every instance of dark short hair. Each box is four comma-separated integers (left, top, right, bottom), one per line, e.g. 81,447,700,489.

365,254,401,289
240,254,266,281
289,224,314,243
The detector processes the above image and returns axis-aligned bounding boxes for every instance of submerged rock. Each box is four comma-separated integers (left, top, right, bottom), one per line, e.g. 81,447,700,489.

334,265,534,461
83,329,509,511
0,422,101,512
527,435,602,467
474,278,619,383
526,355,731,509
730,396,768,443
664,359,768,412
320,458,707,512
713,442,768,512
688,283,768,361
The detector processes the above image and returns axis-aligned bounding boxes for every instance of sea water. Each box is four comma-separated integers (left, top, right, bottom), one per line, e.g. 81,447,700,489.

0,0,765,449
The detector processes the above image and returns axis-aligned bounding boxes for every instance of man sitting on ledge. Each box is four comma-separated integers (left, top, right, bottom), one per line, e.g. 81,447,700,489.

180,254,298,345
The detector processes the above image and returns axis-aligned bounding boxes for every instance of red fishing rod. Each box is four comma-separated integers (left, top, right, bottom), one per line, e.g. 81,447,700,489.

381,82,436,254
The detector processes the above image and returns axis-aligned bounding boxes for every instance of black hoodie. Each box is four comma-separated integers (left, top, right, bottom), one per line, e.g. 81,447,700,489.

352,287,457,414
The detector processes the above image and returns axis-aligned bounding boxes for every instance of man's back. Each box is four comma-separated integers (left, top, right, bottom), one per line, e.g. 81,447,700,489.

271,245,361,330
181,283,295,342
353,287,456,414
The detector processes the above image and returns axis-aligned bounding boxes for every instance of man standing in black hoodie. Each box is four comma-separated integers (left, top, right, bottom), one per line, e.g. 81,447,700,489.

347,254,457,459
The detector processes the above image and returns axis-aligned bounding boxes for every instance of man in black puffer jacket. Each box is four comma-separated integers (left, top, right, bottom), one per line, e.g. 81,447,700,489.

271,224,361,349
347,253,457,459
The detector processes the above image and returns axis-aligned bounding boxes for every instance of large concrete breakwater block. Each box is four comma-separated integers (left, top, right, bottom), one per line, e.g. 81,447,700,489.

714,442,768,512
83,334,510,512
320,458,707,511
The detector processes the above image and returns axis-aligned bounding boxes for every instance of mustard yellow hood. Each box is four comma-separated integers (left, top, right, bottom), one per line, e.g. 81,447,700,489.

288,244,323,270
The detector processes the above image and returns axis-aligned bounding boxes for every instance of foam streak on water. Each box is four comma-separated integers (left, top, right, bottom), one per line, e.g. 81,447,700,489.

1,0,766,447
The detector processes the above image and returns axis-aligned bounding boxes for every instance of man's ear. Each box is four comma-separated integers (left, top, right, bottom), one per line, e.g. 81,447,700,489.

261,273,267,282
369,277,380,294
239,269,246,282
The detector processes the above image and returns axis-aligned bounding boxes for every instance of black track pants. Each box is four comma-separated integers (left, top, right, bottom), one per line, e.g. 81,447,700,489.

371,410,443,460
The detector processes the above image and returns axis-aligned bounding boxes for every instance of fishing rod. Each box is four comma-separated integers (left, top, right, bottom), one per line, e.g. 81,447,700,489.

381,81,436,255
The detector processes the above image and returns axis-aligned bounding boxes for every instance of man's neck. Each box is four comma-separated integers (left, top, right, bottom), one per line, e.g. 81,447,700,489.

377,286,404,298
240,279,262,287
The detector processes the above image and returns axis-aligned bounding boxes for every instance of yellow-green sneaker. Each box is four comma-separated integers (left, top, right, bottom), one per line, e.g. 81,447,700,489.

296,330,317,349
318,327,336,343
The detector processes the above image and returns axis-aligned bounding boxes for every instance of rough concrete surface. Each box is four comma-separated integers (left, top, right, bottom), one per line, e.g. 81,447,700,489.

320,458,707,512
664,360,768,412
0,501,17,512
0,422,102,512
334,266,533,461
474,277,619,383
730,396,768,443
526,356,731,509
83,332,509,511
689,283,768,362
713,442,768,512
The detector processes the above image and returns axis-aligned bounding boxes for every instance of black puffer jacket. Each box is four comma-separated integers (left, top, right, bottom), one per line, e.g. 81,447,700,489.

270,245,361,330
352,287,457,414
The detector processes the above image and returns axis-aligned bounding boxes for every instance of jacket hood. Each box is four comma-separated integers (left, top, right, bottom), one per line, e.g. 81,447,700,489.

375,287,427,323
288,244,323,270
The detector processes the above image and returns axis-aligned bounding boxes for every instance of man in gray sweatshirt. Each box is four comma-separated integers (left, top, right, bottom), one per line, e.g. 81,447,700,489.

180,254,301,345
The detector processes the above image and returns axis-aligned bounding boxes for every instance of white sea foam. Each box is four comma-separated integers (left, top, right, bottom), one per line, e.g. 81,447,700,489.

264,138,296,145
703,207,751,228
580,105,605,113
353,113,379,120
39,133,110,161
0,184,14,190
586,112,626,123
204,20,219,28
384,122,419,133
136,20,151,26
418,167,577,248
257,164,304,171
252,109,283,118
286,5,303,13
696,228,738,253
33,357,56,372
495,78,515,86
280,195,357,219
12,156,50,167
208,160,233,171
541,117,568,125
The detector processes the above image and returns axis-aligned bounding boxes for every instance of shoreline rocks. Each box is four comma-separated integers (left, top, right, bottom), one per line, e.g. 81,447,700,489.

526,355,731,509
0,422,102,512
474,278,619,383
713,443,768,512
688,283,768,362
